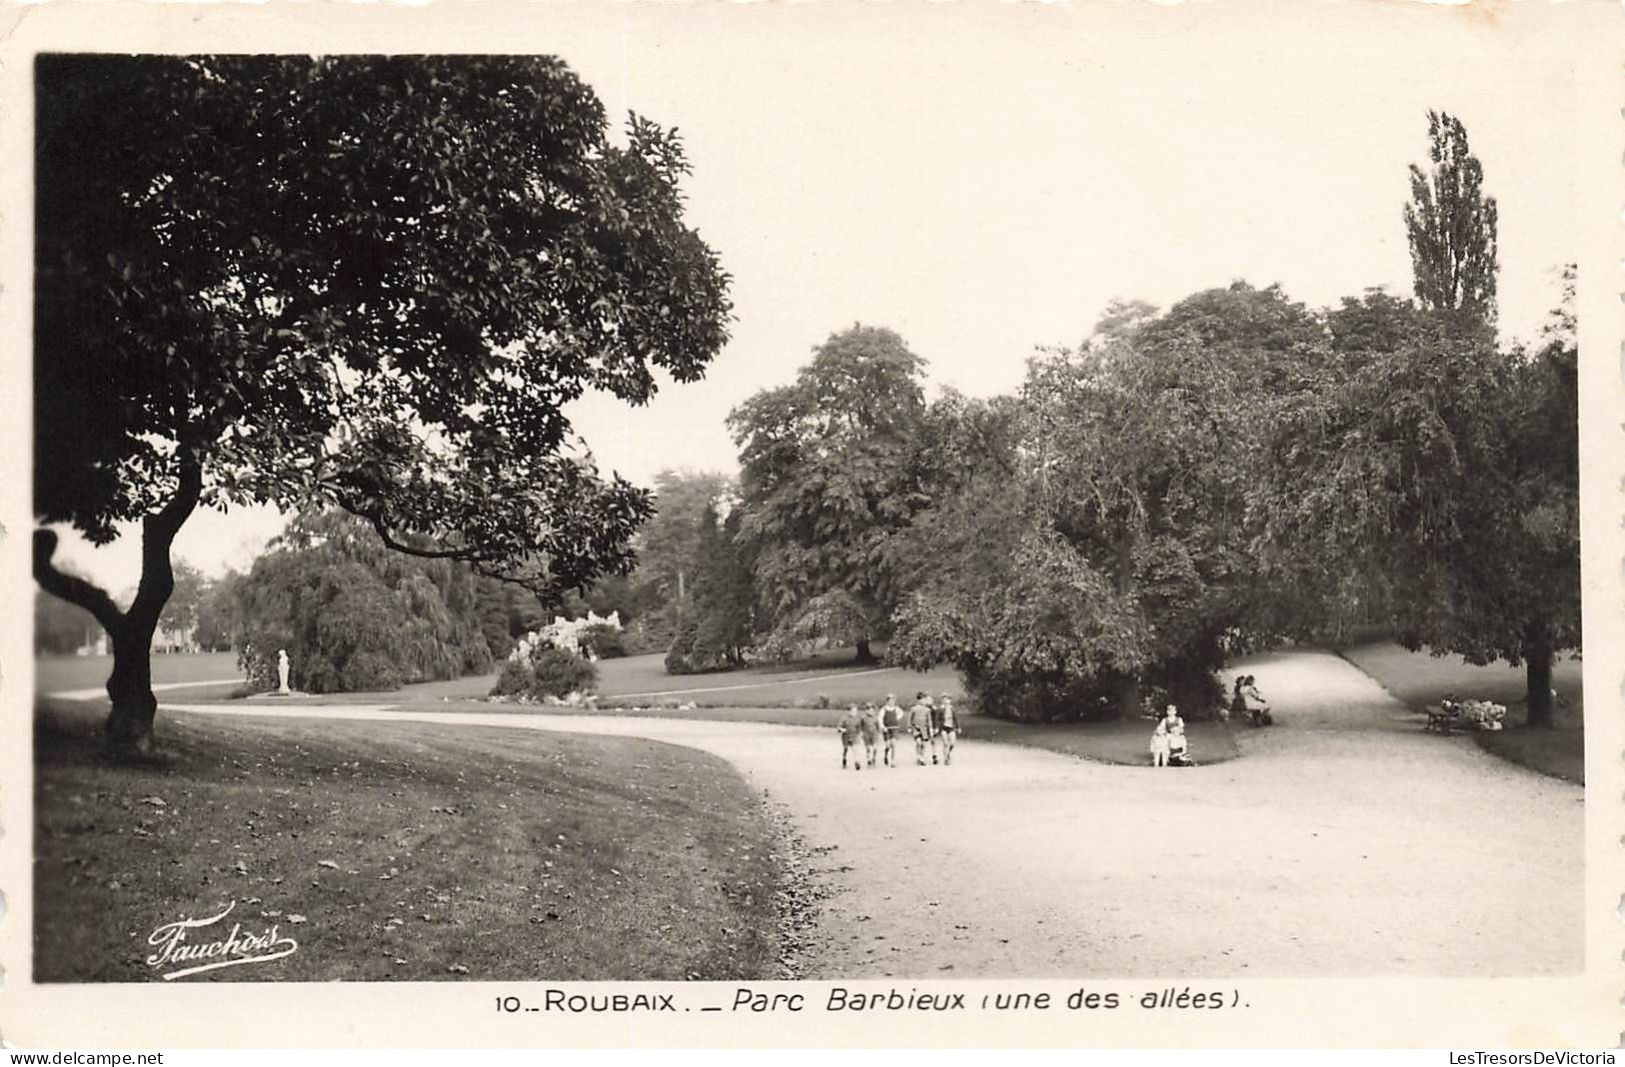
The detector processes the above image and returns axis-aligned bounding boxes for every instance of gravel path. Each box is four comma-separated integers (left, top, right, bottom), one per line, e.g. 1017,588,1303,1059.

148,650,1582,978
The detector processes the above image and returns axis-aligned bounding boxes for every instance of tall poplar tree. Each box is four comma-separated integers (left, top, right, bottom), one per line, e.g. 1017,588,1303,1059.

1404,110,1499,325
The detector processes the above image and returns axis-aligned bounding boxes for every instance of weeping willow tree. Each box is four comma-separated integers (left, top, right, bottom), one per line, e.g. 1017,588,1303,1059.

236,511,494,693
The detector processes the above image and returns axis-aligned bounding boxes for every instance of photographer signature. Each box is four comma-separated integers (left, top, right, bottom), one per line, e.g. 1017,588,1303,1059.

145,900,298,980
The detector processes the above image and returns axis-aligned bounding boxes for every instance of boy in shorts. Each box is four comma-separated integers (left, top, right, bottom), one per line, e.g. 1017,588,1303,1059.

837,705,863,770
878,693,904,767
908,692,935,766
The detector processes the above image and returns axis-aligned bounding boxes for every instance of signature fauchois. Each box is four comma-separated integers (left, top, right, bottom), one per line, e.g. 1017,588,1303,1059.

145,900,299,980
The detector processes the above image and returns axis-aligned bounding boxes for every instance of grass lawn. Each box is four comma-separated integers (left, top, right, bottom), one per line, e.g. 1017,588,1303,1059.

1336,639,1583,785
151,648,962,709
593,648,965,706
34,699,784,982
36,651,244,697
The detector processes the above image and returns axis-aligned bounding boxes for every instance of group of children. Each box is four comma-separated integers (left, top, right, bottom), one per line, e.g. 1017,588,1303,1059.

1148,675,1274,767
1148,704,1192,767
836,691,958,770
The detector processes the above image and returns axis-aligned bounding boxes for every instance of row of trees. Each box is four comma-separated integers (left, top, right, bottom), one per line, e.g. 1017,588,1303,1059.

633,266,1574,726
625,113,1575,726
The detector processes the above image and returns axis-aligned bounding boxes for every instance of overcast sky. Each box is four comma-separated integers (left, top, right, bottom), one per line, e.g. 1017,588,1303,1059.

45,5,1580,592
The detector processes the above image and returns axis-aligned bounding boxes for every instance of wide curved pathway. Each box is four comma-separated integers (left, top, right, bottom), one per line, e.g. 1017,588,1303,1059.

144,649,1581,978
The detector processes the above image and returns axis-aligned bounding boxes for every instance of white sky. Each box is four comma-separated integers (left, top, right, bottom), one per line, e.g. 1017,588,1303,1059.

44,6,1580,592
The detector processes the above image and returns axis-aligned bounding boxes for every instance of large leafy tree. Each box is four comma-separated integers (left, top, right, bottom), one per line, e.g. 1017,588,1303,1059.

1404,110,1498,324
33,53,731,743
1252,272,1578,726
632,469,733,637
893,287,1313,719
728,324,928,663
33,55,731,747
667,499,759,672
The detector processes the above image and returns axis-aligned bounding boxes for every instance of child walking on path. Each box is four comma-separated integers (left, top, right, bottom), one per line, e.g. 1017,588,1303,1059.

837,705,863,770
879,694,904,767
859,704,882,768
934,694,959,765
907,693,935,766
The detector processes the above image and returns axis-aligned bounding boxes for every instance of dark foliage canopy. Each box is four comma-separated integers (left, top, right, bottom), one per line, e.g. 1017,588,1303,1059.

728,324,928,654
35,54,732,594
889,285,1317,719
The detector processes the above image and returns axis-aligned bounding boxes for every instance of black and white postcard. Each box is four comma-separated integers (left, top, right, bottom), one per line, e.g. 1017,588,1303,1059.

1,0,1620,1049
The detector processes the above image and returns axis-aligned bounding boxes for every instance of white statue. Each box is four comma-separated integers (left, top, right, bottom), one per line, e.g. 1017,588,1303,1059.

277,649,291,695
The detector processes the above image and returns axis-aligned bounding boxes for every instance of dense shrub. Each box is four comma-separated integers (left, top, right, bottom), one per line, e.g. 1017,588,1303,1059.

923,653,1226,724
664,617,741,675
957,664,1119,723
664,620,701,674
578,622,628,659
748,631,800,666
490,645,598,700
531,647,598,697
491,657,534,697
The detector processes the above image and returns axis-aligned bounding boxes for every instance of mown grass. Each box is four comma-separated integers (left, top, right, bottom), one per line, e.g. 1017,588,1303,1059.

34,699,783,982
1337,640,1583,785
35,651,243,696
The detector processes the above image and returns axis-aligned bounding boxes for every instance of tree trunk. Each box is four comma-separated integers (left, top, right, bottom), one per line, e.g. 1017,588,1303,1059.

106,618,161,748
1113,524,1140,719
1115,673,1142,721
34,450,201,753
1524,629,1554,729
854,637,877,665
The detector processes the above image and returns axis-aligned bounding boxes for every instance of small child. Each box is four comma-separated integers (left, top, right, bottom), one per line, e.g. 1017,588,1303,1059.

837,705,863,770
1152,704,1187,767
935,694,959,765
859,703,882,768
879,694,904,767
907,693,934,766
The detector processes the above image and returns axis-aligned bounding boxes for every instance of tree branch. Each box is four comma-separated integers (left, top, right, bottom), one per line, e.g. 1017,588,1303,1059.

129,449,205,629
357,508,475,561
34,528,125,635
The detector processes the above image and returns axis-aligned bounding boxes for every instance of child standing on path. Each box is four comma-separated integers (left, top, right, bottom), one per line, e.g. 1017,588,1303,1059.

879,694,904,767
908,692,935,766
1151,704,1189,766
935,694,959,765
837,705,863,770
859,703,882,768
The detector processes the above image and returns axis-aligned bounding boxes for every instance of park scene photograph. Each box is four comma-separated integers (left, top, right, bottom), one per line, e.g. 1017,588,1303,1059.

26,29,1583,989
